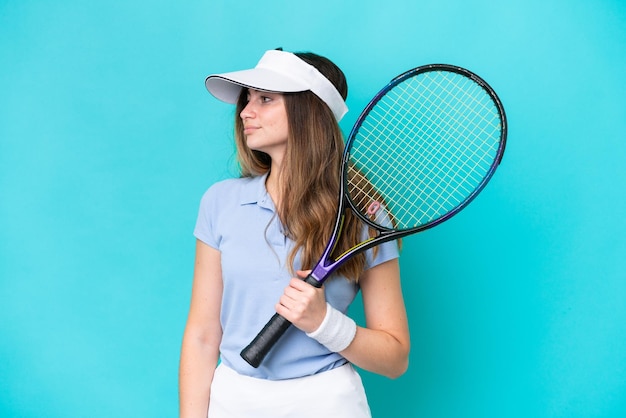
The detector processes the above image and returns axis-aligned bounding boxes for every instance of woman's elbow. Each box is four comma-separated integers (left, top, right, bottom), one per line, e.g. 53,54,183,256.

388,356,410,379
384,343,410,379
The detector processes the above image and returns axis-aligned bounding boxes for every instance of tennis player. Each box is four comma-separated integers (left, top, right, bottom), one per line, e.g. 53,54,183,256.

179,49,410,418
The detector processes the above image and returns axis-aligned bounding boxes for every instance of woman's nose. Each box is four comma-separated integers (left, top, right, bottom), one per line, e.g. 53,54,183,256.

240,102,255,120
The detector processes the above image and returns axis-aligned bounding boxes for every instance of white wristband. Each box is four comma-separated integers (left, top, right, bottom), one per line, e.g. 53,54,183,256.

306,302,357,352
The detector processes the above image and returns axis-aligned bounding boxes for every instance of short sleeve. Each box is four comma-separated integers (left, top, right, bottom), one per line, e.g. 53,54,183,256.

365,239,400,270
193,185,221,249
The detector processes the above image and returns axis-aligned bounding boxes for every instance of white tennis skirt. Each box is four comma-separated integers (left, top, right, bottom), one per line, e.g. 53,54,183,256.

208,363,372,418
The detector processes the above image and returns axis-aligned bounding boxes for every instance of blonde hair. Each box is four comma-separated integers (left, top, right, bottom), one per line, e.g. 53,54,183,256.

233,52,368,281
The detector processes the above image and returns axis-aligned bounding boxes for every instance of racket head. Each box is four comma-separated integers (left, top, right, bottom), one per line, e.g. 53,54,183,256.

344,64,507,235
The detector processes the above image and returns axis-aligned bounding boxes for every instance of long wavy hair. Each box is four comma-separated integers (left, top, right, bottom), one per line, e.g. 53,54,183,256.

233,51,370,281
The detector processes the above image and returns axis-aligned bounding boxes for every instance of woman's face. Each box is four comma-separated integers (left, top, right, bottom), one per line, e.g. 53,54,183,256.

240,89,289,162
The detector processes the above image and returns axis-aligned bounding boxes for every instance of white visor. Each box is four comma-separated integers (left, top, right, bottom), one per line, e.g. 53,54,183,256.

205,50,348,121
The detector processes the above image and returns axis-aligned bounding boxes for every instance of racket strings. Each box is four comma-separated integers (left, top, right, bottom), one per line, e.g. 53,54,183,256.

347,69,502,230
347,164,394,228
375,85,497,221
396,75,499,207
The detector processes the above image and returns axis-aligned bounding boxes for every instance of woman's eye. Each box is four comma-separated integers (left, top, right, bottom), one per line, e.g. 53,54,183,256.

261,96,272,103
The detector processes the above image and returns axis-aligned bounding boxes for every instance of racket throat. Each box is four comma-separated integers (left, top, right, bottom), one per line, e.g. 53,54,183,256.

310,262,334,286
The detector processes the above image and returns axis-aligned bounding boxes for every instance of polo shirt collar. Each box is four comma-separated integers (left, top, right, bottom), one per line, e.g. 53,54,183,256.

239,173,275,211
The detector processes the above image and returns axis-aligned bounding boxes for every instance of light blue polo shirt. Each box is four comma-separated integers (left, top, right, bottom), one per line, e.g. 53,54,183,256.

194,174,399,380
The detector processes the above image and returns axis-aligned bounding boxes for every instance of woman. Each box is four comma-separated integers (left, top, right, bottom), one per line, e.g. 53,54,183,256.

179,49,410,418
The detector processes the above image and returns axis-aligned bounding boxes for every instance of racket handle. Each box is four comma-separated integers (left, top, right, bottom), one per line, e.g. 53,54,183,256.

240,274,323,368
240,312,292,368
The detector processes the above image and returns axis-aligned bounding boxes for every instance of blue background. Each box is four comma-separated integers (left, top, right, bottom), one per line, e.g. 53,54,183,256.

1,1,625,417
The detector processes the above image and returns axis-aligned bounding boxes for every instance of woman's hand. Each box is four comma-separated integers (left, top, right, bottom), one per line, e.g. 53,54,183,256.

275,270,327,333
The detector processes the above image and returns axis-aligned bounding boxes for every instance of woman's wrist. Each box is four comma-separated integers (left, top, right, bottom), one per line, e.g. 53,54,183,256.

306,302,357,352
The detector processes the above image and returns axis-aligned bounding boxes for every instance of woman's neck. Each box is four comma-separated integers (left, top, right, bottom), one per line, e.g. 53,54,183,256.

265,167,283,209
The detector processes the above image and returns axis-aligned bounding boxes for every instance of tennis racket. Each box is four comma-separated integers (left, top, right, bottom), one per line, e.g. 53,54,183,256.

241,63,507,368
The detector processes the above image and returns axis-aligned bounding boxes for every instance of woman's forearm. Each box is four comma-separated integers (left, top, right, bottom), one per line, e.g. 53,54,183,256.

340,326,409,379
179,327,220,418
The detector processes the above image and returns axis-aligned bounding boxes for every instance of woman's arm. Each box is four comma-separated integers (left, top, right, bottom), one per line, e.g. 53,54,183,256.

179,240,223,418
277,258,410,379
340,258,410,378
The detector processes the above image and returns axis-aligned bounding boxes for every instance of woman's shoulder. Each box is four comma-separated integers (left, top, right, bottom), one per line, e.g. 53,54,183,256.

200,175,262,202
206,176,251,191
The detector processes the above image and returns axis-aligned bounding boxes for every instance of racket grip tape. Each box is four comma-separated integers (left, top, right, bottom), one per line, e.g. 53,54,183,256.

240,274,324,368
240,313,292,367
303,273,323,288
